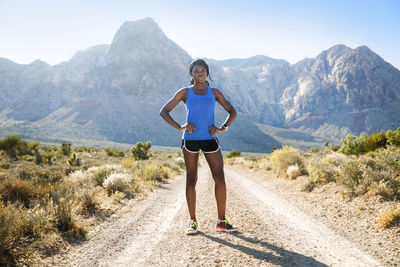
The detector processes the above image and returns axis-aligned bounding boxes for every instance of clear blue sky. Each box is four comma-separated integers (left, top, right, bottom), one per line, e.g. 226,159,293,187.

1,0,399,69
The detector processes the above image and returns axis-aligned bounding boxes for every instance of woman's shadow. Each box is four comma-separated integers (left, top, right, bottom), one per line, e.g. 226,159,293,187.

197,231,329,267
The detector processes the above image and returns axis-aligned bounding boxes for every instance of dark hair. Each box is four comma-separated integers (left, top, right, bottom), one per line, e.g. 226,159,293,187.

189,58,213,85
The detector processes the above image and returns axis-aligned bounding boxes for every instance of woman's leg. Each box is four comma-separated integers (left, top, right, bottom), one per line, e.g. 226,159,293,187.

203,149,226,220
182,148,199,220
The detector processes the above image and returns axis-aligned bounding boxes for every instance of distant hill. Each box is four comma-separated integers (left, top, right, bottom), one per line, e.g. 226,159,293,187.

1,17,399,152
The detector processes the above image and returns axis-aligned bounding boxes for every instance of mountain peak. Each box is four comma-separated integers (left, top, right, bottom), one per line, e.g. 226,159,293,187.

108,18,166,55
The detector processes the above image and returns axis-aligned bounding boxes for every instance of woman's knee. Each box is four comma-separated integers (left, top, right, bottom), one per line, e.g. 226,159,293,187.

186,173,197,187
212,171,225,184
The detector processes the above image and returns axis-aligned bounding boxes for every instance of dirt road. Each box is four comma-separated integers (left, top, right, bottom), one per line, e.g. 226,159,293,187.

51,159,382,266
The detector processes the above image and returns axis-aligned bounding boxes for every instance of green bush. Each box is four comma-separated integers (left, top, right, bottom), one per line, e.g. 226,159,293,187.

131,141,151,160
105,147,125,157
386,128,400,146
226,150,241,158
339,134,365,155
0,136,24,160
61,143,72,156
68,153,80,166
269,146,304,176
305,157,337,191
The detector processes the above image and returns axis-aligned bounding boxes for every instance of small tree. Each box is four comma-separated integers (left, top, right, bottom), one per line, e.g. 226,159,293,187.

61,143,72,156
131,141,151,160
226,150,241,158
386,128,400,146
68,153,80,166
0,136,22,160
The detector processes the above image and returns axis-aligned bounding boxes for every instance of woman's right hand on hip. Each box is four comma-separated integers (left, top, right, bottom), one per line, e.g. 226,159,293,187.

180,123,195,133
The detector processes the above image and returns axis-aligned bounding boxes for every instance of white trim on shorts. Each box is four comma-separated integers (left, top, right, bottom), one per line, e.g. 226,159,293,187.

182,140,199,154
203,138,220,153
182,139,220,154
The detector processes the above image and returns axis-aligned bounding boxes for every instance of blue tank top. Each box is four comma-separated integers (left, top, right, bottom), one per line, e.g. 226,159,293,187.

183,86,216,140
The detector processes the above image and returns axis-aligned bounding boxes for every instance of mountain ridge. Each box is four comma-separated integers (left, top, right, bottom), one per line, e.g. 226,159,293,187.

0,18,399,152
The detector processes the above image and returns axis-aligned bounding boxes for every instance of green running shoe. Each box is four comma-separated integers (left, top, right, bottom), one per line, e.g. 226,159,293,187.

216,219,239,232
185,219,198,235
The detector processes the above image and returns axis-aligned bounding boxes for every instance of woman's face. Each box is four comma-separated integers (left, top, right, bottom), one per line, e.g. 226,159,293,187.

191,65,208,83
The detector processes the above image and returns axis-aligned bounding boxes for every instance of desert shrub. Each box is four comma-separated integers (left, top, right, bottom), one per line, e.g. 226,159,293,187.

339,131,395,156
68,153,80,166
287,165,300,179
310,147,319,153
174,157,185,170
79,189,100,214
105,147,125,157
0,177,37,208
0,202,20,263
368,180,396,199
377,208,400,228
61,143,72,156
304,156,338,191
19,205,54,237
42,152,55,165
103,172,133,195
270,146,304,176
364,146,400,199
335,152,400,198
331,145,341,151
363,132,387,152
226,150,241,158
339,134,365,155
18,165,65,186
143,162,163,181
0,135,25,160
386,128,400,146
337,158,363,195
51,197,85,237
323,152,348,166
121,157,136,169
91,166,117,186
131,141,151,160
68,170,90,186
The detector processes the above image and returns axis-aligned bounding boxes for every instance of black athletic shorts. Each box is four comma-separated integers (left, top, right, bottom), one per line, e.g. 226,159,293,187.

181,139,220,153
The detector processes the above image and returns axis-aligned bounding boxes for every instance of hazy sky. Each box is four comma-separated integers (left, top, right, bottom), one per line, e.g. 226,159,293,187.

1,0,399,69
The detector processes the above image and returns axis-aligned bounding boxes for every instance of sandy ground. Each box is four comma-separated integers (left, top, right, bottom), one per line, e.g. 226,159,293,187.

48,157,388,267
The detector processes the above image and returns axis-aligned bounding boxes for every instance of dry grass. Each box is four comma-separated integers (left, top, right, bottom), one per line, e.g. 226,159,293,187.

0,138,184,266
377,208,400,228
270,146,304,176
103,172,134,195
287,165,300,179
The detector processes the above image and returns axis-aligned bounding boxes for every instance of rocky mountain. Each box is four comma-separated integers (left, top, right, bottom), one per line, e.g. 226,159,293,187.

0,17,399,152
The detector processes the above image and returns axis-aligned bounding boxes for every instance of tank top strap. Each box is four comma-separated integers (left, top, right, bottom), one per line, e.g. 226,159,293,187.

207,86,212,95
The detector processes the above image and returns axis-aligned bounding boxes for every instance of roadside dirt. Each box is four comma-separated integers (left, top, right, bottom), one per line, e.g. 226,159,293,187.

48,157,387,266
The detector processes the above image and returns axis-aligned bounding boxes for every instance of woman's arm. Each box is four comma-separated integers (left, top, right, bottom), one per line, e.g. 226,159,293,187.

160,88,195,133
209,88,237,136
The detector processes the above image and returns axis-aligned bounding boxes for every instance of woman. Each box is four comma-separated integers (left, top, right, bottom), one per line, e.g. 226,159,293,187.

160,58,238,235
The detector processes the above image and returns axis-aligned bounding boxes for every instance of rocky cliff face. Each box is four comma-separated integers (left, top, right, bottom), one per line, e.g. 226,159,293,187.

0,18,399,152
281,45,400,137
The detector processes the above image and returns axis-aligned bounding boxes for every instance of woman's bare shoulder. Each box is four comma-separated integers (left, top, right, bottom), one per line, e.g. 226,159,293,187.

211,88,223,96
173,87,189,101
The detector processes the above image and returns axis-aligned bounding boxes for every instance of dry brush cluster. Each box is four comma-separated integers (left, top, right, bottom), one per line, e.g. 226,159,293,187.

227,130,400,229
0,137,184,265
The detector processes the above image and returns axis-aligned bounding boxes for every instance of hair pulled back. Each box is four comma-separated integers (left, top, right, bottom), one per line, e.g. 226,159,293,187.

189,58,212,86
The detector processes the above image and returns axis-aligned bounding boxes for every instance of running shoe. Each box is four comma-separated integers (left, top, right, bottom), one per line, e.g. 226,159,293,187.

216,219,239,232
185,219,198,235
